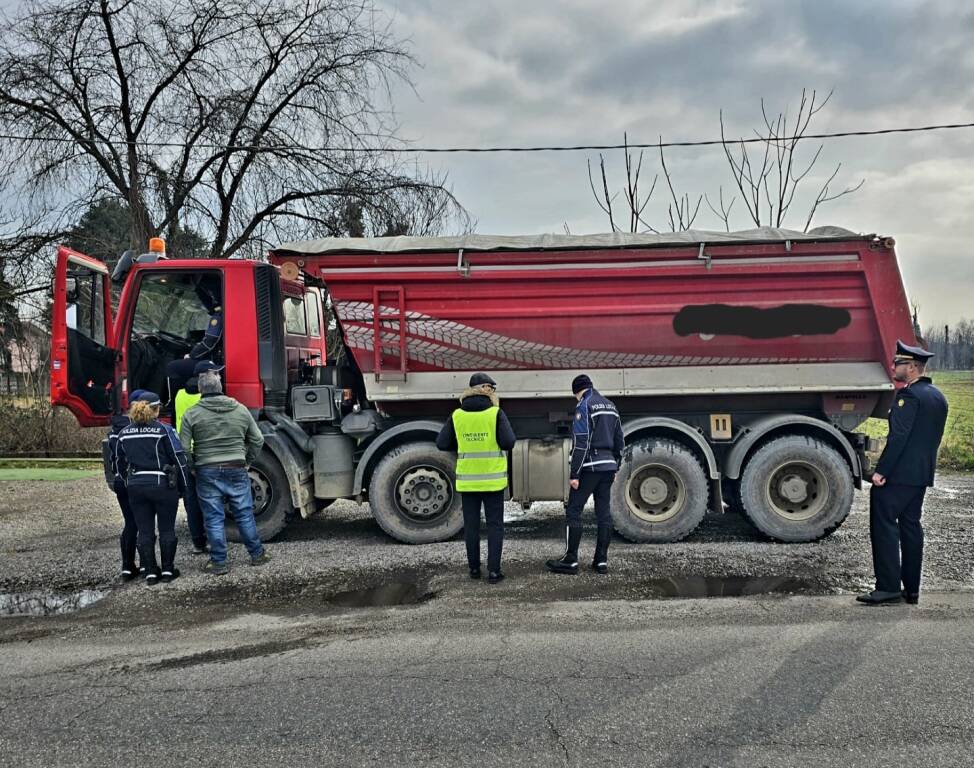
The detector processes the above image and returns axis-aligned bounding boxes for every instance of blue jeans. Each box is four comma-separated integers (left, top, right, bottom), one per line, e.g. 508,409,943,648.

195,466,264,564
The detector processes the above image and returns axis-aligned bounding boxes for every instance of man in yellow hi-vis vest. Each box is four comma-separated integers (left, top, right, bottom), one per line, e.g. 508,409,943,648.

437,373,516,583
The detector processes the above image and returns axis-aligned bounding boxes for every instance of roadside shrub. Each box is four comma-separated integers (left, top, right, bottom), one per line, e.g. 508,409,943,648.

0,397,104,454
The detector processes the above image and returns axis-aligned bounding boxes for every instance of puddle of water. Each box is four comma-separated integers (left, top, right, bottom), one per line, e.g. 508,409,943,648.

0,589,106,617
638,575,822,599
537,574,829,602
328,580,432,608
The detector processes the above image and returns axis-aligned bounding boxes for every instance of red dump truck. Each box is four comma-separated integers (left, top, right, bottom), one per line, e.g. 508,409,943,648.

51,226,915,544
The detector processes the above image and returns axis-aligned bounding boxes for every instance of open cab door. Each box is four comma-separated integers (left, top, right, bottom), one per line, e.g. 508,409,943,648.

50,247,116,426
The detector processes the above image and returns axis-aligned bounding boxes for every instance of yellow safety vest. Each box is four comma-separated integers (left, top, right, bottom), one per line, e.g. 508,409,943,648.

174,389,202,433
452,407,508,492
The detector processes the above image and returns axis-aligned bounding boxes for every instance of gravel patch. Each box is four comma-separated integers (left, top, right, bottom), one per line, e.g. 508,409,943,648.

1,474,972,609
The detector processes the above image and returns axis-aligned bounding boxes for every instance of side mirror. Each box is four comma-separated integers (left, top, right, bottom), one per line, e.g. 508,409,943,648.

111,249,134,283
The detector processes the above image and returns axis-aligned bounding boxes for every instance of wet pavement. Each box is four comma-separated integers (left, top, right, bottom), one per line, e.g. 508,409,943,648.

0,471,971,633
0,589,106,617
1,473,973,767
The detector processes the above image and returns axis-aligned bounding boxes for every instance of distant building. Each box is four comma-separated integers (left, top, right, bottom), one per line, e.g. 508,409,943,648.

1,320,49,395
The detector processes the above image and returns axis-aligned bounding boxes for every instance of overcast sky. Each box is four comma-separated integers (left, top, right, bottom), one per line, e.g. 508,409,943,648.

380,0,974,328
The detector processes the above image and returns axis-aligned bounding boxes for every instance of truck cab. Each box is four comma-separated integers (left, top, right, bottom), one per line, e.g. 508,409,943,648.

51,246,326,422
51,245,329,541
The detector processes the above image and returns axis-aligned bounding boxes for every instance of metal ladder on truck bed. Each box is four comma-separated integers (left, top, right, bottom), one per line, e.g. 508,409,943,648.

371,286,407,381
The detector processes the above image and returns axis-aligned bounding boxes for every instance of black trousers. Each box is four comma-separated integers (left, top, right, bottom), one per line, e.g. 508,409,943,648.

869,483,926,594
129,485,180,571
461,490,505,573
565,471,614,528
113,480,139,568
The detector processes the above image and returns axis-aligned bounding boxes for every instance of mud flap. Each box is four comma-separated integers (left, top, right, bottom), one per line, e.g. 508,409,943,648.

260,426,315,518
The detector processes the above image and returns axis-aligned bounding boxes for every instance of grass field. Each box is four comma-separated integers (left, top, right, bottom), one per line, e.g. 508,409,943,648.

0,468,102,481
857,370,974,471
0,458,102,481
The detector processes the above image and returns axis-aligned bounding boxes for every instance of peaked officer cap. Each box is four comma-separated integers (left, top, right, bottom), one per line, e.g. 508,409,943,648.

193,360,224,376
892,339,935,365
133,390,161,406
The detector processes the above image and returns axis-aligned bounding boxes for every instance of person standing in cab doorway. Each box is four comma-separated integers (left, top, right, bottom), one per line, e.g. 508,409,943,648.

547,374,625,575
107,389,146,581
116,391,189,585
174,367,207,555
437,373,516,584
857,341,948,606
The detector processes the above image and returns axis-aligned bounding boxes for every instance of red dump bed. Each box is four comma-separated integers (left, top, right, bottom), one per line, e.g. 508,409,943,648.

271,228,915,391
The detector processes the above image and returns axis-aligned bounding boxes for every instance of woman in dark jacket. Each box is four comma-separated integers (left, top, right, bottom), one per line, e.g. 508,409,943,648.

106,389,146,580
116,391,188,585
437,373,516,583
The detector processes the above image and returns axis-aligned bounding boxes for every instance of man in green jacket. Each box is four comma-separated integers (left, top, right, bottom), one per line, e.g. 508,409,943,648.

179,363,269,574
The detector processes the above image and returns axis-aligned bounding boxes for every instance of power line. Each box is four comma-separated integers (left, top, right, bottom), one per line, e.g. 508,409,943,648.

0,120,973,154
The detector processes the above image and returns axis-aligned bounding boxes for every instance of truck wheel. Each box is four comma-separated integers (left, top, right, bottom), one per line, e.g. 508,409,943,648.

738,435,853,542
721,479,743,514
225,450,292,543
611,438,709,542
368,441,463,544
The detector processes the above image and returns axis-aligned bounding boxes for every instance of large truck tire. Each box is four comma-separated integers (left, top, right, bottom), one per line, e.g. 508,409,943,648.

368,441,464,544
225,449,291,543
738,435,853,542
721,479,743,514
611,438,709,542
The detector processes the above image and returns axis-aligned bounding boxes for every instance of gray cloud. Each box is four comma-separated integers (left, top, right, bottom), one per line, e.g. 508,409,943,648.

384,0,974,325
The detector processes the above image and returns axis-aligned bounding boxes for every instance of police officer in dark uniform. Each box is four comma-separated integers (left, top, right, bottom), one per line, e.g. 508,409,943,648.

116,391,189,585
857,341,948,605
164,276,224,402
107,389,146,581
547,374,625,575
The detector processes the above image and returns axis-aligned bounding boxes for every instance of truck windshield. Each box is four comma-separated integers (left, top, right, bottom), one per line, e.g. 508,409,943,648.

132,274,212,336
127,271,223,399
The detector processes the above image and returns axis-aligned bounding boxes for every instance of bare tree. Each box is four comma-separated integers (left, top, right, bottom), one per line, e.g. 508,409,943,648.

0,0,466,282
704,187,736,233
658,138,701,232
587,133,659,233
720,89,863,231
588,90,864,234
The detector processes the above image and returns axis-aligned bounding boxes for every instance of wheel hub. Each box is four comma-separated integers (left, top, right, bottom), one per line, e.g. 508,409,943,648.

779,474,809,503
626,464,687,523
766,461,828,521
639,477,669,505
396,467,451,521
248,469,272,518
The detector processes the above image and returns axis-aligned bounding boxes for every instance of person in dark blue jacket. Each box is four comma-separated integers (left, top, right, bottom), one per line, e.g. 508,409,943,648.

857,341,948,605
107,389,146,581
547,374,625,575
164,276,224,402
116,391,189,585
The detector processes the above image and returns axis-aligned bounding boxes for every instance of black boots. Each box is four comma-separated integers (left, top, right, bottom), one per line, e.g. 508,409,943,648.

592,526,611,574
120,534,139,581
546,526,611,575
546,526,582,574
138,539,159,585
159,537,179,583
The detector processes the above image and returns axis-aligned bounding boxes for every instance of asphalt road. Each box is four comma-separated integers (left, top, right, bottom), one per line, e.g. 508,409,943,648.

2,590,974,767
2,473,973,767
